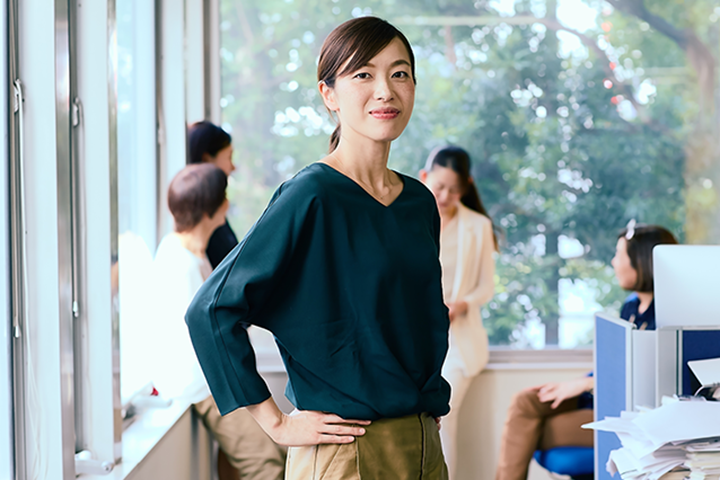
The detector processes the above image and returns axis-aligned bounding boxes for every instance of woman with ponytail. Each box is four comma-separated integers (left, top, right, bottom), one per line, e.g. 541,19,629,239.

187,16,451,479
421,145,498,479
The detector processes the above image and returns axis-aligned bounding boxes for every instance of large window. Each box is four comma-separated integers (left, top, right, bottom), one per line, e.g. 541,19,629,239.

217,0,720,349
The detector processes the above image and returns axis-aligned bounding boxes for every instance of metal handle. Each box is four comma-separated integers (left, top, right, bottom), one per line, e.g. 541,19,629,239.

12,79,29,340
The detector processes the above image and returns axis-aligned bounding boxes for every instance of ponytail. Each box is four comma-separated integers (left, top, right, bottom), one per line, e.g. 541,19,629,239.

329,124,341,153
462,185,499,251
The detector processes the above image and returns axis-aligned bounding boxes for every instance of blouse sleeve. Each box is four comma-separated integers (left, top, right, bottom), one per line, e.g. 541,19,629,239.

461,217,496,309
185,180,316,415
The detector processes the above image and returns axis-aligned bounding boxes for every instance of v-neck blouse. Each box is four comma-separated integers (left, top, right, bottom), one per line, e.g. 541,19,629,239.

186,162,451,420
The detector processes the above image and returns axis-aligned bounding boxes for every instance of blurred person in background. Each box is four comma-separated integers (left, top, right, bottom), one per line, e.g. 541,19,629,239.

495,223,678,480
150,163,285,480
187,120,238,268
420,145,498,479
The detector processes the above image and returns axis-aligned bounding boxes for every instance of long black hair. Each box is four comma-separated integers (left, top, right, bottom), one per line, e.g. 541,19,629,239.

425,145,499,251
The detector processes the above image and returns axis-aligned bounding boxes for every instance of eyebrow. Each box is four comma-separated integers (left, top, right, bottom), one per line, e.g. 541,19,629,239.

364,59,412,69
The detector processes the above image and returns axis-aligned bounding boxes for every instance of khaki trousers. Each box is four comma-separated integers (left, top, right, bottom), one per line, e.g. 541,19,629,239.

194,396,287,480
285,412,448,480
495,388,594,480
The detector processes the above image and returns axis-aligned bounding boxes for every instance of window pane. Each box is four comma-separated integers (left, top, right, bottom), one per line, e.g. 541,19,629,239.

219,1,717,349
117,0,158,404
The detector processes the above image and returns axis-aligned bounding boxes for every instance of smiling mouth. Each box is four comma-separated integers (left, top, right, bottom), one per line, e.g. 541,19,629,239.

369,108,400,119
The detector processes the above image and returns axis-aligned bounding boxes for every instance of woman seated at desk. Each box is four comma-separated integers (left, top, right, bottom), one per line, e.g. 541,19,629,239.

495,223,678,480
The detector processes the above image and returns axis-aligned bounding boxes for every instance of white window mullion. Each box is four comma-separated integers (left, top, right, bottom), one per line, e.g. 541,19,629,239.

0,0,14,476
74,0,122,467
17,0,75,477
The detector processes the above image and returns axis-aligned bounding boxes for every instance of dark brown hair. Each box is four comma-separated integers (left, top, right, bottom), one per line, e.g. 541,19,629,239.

318,17,416,152
617,224,678,292
425,146,499,251
187,121,232,165
168,164,227,232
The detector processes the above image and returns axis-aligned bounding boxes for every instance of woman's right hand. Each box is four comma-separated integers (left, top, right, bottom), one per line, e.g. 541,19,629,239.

271,410,371,446
246,397,370,447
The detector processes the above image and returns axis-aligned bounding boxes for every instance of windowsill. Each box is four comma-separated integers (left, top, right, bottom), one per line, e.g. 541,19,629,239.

80,398,194,480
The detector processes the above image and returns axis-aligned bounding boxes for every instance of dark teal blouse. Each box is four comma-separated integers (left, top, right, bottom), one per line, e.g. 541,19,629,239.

185,163,451,420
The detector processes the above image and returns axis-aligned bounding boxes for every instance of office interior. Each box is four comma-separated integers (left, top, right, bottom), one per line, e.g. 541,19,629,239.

3,1,720,479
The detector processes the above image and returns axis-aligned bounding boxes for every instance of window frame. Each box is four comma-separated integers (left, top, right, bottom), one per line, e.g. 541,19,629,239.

1,0,15,477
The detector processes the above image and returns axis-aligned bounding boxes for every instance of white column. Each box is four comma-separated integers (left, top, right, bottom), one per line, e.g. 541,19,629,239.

18,0,74,476
75,0,122,464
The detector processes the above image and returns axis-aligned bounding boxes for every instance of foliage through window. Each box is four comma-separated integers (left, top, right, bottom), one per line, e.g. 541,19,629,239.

220,0,720,348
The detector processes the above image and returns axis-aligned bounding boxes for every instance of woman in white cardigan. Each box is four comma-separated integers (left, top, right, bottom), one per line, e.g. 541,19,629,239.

421,146,498,479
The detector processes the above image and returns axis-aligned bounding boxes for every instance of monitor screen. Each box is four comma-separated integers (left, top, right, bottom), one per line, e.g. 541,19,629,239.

653,245,720,328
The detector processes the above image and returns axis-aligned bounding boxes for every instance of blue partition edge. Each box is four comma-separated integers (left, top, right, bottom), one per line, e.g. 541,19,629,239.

595,314,633,480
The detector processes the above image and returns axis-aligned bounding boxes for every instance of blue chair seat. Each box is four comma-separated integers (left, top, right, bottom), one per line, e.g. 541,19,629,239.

534,446,594,478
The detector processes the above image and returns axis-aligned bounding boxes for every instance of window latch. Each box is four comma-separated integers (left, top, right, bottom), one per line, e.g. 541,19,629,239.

75,450,114,476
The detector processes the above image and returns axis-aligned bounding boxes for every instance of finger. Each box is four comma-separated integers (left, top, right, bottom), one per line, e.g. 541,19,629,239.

322,424,367,436
551,398,562,409
318,434,356,445
323,415,371,425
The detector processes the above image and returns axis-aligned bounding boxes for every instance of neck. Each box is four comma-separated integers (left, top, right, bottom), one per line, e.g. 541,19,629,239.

439,205,458,229
173,221,216,259
636,291,653,314
331,135,392,186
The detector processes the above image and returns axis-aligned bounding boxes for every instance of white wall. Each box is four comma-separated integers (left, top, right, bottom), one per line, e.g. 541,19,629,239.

456,365,591,480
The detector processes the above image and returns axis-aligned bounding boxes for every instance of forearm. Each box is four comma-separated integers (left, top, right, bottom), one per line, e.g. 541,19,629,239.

246,396,285,439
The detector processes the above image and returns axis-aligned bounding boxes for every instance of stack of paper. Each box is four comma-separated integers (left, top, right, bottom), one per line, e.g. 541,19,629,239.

583,399,720,480
685,440,720,480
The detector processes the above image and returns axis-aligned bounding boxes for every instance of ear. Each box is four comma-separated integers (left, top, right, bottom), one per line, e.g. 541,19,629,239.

468,176,474,185
319,81,339,112
201,152,214,163
419,169,428,182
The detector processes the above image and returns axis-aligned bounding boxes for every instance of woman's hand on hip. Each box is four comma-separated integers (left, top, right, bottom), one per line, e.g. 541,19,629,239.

246,396,370,446
272,410,371,446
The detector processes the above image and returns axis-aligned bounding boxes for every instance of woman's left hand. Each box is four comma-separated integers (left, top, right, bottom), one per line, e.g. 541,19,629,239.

447,301,468,322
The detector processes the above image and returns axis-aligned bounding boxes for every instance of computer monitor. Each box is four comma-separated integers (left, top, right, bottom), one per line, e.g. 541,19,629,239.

653,245,720,328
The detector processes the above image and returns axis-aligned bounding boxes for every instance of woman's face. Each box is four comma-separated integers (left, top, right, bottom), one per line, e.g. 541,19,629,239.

421,166,464,215
320,37,415,145
612,237,638,290
208,144,235,175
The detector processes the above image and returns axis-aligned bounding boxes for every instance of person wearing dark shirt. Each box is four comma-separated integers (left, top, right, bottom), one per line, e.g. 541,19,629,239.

495,224,678,480
187,120,238,268
186,17,451,480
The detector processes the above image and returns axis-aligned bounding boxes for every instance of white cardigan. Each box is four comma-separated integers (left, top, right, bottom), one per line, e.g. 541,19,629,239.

445,203,496,377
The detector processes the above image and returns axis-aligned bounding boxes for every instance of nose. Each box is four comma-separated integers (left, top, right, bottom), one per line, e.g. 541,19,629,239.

374,77,393,101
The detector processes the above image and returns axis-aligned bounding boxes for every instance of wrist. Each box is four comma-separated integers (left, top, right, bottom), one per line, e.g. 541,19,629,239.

246,397,285,439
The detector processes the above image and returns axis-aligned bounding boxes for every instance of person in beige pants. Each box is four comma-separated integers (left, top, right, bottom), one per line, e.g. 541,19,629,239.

185,17,452,480
149,164,285,480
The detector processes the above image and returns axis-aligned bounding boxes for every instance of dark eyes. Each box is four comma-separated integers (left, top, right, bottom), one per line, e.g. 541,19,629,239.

352,70,411,79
